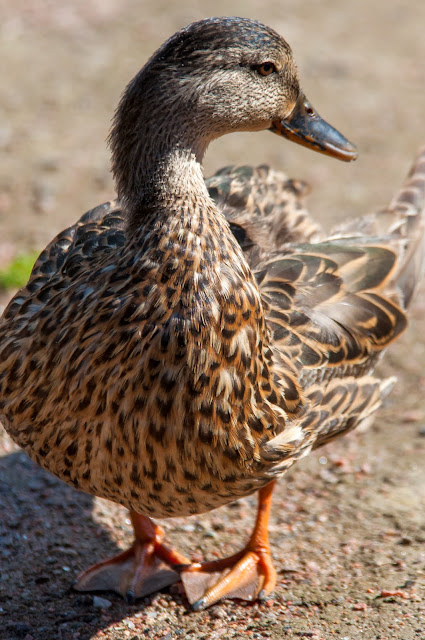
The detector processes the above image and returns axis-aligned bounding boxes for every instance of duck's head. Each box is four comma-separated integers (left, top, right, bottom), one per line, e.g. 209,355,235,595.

111,17,356,206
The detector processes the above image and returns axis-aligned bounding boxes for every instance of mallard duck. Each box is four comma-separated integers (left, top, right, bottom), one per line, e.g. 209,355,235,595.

1,17,424,610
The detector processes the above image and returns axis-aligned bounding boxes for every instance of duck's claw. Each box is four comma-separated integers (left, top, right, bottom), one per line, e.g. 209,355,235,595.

180,548,277,609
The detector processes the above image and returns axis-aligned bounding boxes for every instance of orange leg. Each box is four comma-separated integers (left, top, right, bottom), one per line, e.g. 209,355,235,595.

180,480,277,610
74,511,190,602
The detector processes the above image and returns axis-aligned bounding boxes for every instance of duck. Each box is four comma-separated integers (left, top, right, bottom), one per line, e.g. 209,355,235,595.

1,16,425,611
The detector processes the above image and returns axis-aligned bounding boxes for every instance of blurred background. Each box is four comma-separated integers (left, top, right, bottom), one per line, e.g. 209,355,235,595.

1,0,424,255
1,1,425,639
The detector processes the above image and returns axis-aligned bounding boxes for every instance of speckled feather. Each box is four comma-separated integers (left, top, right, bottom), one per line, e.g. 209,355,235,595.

1,18,425,525
2,151,425,518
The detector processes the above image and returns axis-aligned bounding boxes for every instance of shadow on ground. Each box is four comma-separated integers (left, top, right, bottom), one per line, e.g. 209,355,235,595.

0,451,177,640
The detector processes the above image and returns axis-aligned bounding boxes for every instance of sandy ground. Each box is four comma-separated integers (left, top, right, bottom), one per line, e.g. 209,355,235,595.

1,1,425,639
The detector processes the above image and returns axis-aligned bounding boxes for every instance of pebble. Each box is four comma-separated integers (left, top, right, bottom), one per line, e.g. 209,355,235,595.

124,619,135,629
146,610,159,619
93,596,112,609
211,607,227,619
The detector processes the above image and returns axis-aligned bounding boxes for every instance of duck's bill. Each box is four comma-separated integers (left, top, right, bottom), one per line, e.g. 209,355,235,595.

270,92,358,162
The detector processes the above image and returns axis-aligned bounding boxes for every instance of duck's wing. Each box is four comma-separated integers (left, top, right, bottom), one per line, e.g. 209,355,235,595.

206,165,322,267
2,201,126,322
258,146,425,464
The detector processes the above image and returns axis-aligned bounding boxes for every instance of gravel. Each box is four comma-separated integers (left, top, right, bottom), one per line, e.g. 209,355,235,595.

1,1,425,639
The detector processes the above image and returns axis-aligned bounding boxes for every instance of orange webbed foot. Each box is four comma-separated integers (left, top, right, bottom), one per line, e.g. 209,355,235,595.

180,545,277,609
180,480,277,609
73,512,190,602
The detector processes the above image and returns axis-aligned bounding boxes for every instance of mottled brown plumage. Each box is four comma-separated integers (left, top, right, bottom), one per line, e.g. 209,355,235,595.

1,17,424,609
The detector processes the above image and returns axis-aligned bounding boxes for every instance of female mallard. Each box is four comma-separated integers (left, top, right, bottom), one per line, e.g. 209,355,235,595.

1,17,424,610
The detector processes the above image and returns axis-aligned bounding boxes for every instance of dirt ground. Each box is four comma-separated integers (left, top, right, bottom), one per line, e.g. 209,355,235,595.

1,1,425,639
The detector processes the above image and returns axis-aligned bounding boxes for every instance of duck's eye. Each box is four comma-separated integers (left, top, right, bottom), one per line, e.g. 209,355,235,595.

256,62,277,76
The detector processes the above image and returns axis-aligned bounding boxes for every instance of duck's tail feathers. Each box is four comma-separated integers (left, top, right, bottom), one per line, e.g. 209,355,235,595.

329,146,425,310
387,145,425,308
388,145,425,218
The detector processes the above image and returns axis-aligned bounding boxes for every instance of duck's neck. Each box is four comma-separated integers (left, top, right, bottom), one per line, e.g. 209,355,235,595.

110,84,252,295
110,94,215,233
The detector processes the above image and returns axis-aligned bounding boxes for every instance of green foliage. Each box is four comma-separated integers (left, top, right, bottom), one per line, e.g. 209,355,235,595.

0,251,39,290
